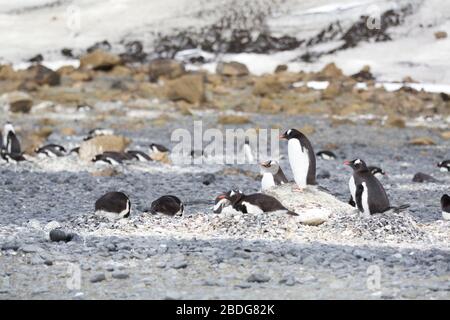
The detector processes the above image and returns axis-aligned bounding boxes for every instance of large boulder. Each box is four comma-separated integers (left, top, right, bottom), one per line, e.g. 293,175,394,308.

1,91,33,113
216,61,249,77
315,62,344,80
0,64,19,80
265,183,354,226
166,73,205,104
253,75,283,96
79,49,122,71
25,64,61,86
78,135,131,162
148,59,185,82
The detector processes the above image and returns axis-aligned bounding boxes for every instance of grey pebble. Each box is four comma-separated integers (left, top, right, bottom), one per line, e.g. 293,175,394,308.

90,273,106,283
112,272,129,280
171,260,188,269
247,273,270,283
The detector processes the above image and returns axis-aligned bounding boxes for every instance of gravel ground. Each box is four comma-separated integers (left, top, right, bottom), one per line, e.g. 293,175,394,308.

0,109,449,299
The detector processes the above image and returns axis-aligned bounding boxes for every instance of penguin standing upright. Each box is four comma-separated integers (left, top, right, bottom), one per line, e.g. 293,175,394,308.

95,191,131,220
243,138,254,163
441,194,450,220
3,122,21,155
260,160,288,191
344,159,391,215
280,129,316,189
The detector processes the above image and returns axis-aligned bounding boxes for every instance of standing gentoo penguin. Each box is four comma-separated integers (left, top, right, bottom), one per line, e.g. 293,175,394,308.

437,160,450,172
260,160,288,191
126,150,152,162
344,159,408,215
35,144,66,158
225,190,298,215
441,194,450,220
280,129,316,189
95,191,131,220
149,143,170,154
243,137,254,163
3,122,21,154
316,150,337,160
150,195,184,216
368,166,386,178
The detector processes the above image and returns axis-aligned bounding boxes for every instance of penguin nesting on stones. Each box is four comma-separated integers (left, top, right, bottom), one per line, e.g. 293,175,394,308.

344,159,408,215
213,191,234,214
92,151,131,165
84,128,114,141
260,160,288,191
441,194,450,220
95,191,131,220
149,195,184,216
35,144,66,158
218,189,298,216
126,150,152,162
368,166,386,178
280,129,316,190
3,122,21,155
437,160,450,172
149,143,170,154
316,150,337,160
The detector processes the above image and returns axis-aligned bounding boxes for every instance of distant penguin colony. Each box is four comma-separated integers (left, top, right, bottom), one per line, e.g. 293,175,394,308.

1,121,447,221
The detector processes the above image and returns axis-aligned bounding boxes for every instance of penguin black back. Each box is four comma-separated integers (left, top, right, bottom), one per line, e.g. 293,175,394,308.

150,195,184,216
95,191,131,219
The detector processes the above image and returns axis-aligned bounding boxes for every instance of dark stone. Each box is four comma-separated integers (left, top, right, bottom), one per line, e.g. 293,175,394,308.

49,229,74,242
412,172,439,183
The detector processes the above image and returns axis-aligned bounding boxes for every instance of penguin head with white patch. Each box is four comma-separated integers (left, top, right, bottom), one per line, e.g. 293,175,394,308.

213,191,233,214
279,128,303,140
344,158,368,172
260,160,280,174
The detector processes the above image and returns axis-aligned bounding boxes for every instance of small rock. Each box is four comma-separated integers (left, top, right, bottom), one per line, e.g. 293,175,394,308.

408,137,435,146
78,135,131,162
279,275,298,286
1,91,33,113
90,273,106,283
412,172,439,183
148,58,185,81
386,116,406,128
49,229,75,242
80,49,121,71
434,31,447,40
216,61,249,77
1,242,20,251
111,272,129,280
171,260,188,269
274,64,288,73
202,173,216,185
21,245,41,254
247,273,270,283
253,75,283,96
166,73,205,104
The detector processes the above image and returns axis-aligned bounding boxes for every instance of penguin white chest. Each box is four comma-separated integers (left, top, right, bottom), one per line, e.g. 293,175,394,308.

261,173,275,191
361,182,371,215
242,201,264,214
288,139,309,187
243,144,254,163
349,175,356,202
442,211,450,221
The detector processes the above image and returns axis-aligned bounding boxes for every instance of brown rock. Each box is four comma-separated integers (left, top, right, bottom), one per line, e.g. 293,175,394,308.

25,64,61,86
317,63,344,80
274,64,288,73
0,64,19,80
386,116,406,128
253,75,283,96
216,61,249,77
110,65,133,76
91,168,120,177
409,137,436,146
440,131,450,140
217,115,250,125
434,31,447,40
351,65,374,81
148,59,185,81
60,127,76,136
259,98,281,113
56,65,76,75
166,73,205,104
2,91,33,113
78,135,131,162
321,82,341,99
79,50,122,71
68,70,93,82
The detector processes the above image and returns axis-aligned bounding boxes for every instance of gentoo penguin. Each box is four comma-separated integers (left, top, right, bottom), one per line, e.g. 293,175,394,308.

213,191,233,214
260,160,288,191
126,150,152,162
0,149,26,164
280,129,316,189
3,122,21,154
149,143,170,154
92,152,129,165
437,160,450,172
344,159,404,215
35,144,66,158
95,191,131,220
69,147,80,155
368,166,386,178
316,150,337,160
441,194,450,220
243,138,254,163
226,190,298,216
149,195,184,216
84,128,114,141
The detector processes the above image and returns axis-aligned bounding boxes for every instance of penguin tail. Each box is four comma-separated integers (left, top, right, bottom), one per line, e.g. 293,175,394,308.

390,204,410,213
287,210,299,216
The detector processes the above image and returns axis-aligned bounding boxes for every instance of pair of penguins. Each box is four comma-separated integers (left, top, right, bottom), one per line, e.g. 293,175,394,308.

214,129,408,217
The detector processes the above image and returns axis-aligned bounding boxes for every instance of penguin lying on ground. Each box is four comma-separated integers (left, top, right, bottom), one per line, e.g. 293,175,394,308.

345,159,409,215
149,195,184,216
35,144,66,158
260,160,288,191
126,150,152,162
213,191,234,214
95,191,131,220
441,194,450,220
149,143,170,154
84,128,114,141
92,151,131,165
214,189,298,216
437,160,450,172
280,129,316,190
316,150,337,160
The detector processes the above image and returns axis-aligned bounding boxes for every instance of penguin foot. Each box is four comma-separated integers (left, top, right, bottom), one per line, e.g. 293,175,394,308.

292,185,304,192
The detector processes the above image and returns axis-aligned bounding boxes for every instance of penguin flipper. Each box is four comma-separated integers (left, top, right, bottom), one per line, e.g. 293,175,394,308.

355,184,364,213
286,210,299,216
348,196,355,207
388,204,410,213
